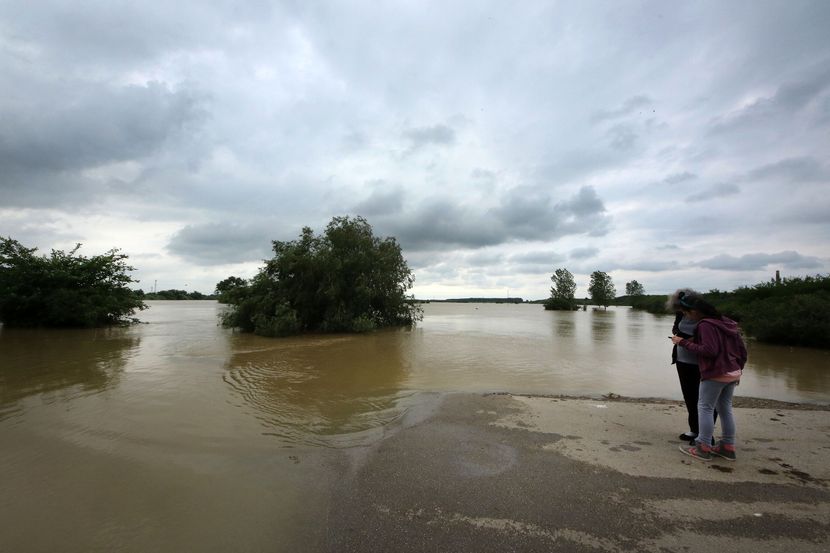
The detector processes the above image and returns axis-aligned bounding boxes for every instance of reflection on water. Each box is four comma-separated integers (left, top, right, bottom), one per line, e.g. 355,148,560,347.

625,308,645,340
0,326,138,421
224,330,412,446
590,309,615,341
554,314,575,338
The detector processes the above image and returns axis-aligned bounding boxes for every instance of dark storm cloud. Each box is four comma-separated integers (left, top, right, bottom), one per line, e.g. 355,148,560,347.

0,81,205,207
697,251,823,271
0,82,202,173
167,221,282,265
382,201,501,251
685,183,740,203
383,185,610,252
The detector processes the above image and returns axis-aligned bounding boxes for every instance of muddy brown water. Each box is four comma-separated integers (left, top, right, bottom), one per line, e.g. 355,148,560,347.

1,301,828,551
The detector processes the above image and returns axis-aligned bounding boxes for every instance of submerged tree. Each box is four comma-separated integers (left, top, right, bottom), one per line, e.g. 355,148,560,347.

214,276,248,304
220,216,422,337
545,268,577,311
589,270,616,309
625,280,645,296
0,237,146,327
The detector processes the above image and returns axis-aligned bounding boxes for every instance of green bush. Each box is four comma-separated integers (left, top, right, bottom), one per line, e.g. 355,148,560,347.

544,297,578,311
0,237,146,327
220,216,421,337
732,292,830,348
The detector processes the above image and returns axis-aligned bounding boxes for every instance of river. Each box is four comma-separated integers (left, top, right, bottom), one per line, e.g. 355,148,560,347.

1,301,828,551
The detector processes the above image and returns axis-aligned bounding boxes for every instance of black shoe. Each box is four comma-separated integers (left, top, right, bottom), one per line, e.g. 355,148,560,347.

679,432,697,441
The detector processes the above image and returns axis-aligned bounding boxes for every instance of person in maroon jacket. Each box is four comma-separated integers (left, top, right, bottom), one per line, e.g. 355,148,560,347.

670,291,747,461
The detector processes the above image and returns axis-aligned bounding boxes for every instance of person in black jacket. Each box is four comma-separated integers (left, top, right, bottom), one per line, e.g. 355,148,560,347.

667,289,716,444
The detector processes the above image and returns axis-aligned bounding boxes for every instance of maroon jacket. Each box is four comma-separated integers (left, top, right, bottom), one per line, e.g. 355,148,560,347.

678,317,747,380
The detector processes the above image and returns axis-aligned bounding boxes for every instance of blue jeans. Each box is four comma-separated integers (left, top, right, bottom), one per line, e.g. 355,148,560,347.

697,380,737,447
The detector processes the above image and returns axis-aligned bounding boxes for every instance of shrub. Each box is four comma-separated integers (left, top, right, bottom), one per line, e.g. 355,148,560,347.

220,217,421,336
0,237,146,327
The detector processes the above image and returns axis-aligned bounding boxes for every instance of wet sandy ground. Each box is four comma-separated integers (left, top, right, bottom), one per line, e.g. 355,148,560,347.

324,393,830,552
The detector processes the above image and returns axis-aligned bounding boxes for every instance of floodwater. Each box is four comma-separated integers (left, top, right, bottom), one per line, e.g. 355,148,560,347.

1,301,828,551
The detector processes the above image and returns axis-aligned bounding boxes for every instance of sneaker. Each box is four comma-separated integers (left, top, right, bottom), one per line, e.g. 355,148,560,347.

679,444,712,461
679,432,697,441
711,442,736,461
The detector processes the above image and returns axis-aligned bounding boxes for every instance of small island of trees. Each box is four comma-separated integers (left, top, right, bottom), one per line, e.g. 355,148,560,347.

218,216,422,337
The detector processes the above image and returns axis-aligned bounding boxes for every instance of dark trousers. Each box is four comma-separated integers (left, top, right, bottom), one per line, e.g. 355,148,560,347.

676,361,717,434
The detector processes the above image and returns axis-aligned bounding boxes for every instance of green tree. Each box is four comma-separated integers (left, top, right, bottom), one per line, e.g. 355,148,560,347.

589,270,616,309
215,276,248,304
625,280,645,296
0,237,146,327
220,216,422,336
544,268,577,310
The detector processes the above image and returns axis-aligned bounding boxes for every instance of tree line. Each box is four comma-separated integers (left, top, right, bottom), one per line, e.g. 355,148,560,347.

544,267,644,311
136,289,217,300
3,231,827,347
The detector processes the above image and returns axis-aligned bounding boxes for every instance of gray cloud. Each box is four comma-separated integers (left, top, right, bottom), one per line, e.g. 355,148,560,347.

0,82,203,173
352,183,405,216
402,124,455,150
746,156,830,183
507,250,565,267
606,123,639,151
697,251,823,271
592,95,653,123
466,251,506,267
471,168,497,181
0,80,205,209
381,201,502,251
662,172,697,185
709,61,830,135
380,185,610,253
569,247,599,259
685,183,740,202
167,221,283,266
2,2,829,296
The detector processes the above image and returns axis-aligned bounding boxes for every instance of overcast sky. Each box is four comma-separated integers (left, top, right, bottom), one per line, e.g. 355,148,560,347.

2,1,829,299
